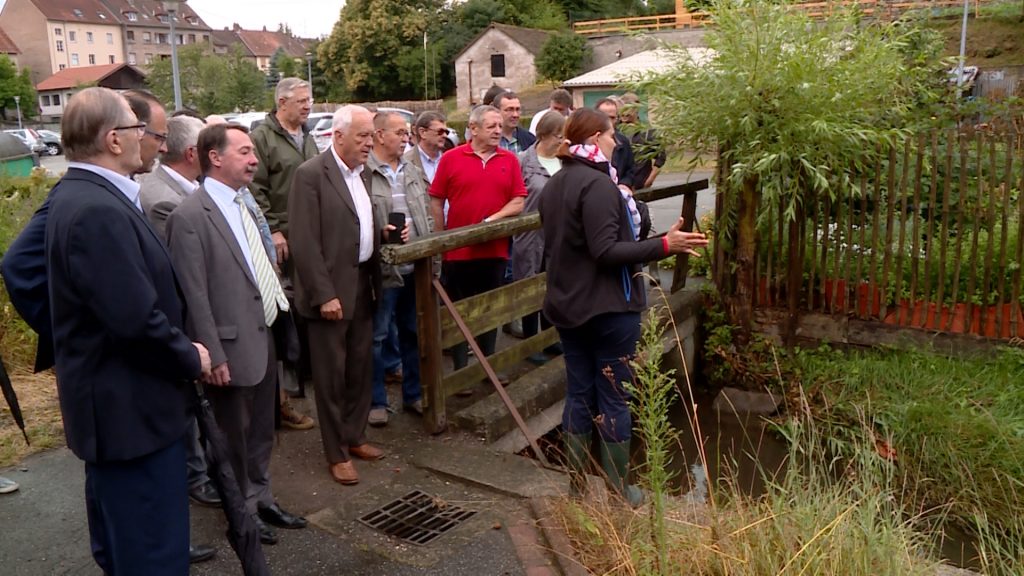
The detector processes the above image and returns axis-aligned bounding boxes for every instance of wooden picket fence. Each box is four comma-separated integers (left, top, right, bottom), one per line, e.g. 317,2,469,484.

735,126,1024,340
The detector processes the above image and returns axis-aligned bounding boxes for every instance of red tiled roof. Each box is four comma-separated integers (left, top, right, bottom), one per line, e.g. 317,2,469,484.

99,0,211,31
234,28,309,58
36,63,142,91
29,0,120,26
0,26,19,55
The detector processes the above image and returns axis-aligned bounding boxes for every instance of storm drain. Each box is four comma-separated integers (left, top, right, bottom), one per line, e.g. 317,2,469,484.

359,490,477,545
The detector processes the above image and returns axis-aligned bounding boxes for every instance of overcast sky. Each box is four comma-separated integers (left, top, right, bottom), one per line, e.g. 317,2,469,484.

0,0,345,39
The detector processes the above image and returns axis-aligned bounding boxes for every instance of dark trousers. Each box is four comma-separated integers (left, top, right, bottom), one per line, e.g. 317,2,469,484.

307,266,374,463
372,273,422,408
185,417,209,490
204,331,277,515
86,436,189,576
558,312,641,442
442,258,507,370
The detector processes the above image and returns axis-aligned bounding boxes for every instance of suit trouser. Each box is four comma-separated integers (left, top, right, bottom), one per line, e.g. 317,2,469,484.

307,265,374,463
185,417,210,489
204,330,277,515
86,435,189,576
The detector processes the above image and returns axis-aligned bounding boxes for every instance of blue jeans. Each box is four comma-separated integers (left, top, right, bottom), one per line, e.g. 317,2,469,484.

558,312,641,442
372,274,421,408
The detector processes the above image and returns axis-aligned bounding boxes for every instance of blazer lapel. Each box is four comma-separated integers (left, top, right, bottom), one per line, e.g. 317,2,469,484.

197,188,257,288
70,168,173,259
323,152,357,217
155,165,191,199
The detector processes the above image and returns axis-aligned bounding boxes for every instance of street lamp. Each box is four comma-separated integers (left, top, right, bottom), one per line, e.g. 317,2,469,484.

305,52,313,97
13,95,21,130
162,0,186,110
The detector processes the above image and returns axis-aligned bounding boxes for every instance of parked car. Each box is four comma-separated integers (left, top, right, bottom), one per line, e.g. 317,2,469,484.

0,132,40,177
310,107,459,153
306,112,335,152
36,129,63,156
228,112,268,131
3,129,48,156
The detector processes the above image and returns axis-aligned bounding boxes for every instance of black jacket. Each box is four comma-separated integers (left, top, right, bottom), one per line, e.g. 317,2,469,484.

539,156,666,329
610,131,637,190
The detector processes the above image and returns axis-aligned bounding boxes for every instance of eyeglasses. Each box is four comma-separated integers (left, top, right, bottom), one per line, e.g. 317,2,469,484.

144,129,168,143
112,123,146,137
423,127,450,137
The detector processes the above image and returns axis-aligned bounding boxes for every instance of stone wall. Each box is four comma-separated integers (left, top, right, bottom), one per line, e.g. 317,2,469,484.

455,29,539,110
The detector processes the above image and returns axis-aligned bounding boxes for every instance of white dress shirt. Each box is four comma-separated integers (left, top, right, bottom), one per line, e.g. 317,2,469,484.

204,176,258,282
69,161,141,211
331,145,375,264
162,164,199,195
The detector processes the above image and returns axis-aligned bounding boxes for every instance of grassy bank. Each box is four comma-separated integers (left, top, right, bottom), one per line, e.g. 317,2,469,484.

0,172,63,468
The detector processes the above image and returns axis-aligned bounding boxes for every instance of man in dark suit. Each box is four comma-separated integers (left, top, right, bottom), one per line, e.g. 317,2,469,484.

167,123,307,545
43,87,212,574
289,105,385,486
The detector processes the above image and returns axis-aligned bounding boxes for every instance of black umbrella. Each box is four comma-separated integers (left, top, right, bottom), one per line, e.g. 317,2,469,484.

192,383,271,576
0,355,28,445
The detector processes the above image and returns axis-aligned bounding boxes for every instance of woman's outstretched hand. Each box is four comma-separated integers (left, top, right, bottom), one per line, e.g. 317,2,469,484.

664,217,709,257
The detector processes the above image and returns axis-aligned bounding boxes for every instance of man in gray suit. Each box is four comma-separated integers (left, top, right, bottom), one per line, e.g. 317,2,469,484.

166,123,308,546
140,115,204,238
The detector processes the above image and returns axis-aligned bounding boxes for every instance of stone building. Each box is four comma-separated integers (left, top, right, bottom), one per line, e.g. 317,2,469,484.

454,23,552,110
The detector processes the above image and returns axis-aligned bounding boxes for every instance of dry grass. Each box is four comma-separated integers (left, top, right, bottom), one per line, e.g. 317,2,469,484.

0,368,64,468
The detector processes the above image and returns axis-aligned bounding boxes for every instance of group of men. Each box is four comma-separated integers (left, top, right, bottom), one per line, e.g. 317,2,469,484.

0,77,664,573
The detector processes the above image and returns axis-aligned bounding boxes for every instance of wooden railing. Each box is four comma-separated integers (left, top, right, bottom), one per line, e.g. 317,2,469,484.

572,0,992,36
723,126,1024,340
382,180,708,434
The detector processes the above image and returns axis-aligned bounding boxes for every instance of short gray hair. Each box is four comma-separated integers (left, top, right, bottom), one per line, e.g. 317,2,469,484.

332,105,370,134
163,115,204,163
469,105,499,127
275,77,310,102
62,87,134,162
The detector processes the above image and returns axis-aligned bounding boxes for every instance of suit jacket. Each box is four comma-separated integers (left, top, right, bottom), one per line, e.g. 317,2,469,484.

289,150,381,319
1,194,55,372
139,165,193,239
403,146,432,189
166,187,271,387
45,168,201,463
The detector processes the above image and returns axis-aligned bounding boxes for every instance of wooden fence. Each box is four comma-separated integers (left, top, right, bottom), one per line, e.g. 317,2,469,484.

730,127,1024,340
382,180,707,434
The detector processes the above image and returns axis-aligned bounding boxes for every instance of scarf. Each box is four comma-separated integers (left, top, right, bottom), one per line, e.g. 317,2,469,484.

569,143,641,239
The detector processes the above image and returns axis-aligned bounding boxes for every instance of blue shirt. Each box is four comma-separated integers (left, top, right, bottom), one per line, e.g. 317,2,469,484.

417,145,441,184
204,177,257,282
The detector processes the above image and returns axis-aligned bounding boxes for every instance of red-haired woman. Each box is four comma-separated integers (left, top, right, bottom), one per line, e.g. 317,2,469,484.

538,108,707,506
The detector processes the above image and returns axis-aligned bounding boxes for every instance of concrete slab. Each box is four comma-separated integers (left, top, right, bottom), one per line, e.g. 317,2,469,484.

453,358,566,442
412,441,569,500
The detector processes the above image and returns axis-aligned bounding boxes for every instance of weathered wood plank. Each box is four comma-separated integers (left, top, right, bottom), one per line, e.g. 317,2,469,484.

439,274,547,348
415,258,447,434
671,190,700,293
441,328,561,397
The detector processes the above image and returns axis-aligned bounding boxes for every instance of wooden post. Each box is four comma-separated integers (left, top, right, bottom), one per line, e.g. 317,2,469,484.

670,190,699,293
414,257,446,434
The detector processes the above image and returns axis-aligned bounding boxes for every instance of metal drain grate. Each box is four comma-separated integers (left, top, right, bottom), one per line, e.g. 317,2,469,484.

359,490,477,546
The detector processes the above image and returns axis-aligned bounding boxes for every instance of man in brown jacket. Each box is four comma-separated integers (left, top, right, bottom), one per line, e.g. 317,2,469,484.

288,105,386,486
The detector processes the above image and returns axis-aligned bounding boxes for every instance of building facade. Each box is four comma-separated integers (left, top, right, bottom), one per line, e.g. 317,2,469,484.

99,0,213,68
454,24,551,110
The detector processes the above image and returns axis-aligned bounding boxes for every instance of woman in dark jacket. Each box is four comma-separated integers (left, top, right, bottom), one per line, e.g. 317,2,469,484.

539,108,707,506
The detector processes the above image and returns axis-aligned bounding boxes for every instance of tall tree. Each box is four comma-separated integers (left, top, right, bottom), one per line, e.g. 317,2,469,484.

0,56,36,122
535,33,591,84
146,44,267,114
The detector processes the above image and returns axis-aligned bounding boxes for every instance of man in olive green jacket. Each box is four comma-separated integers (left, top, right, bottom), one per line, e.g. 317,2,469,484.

366,110,434,427
249,77,319,430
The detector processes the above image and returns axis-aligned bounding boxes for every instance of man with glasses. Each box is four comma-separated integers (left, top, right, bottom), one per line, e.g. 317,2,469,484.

289,105,385,486
123,89,168,175
39,86,212,574
250,77,318,431
139,115,205,238
406,111,449,186
493,91,535,154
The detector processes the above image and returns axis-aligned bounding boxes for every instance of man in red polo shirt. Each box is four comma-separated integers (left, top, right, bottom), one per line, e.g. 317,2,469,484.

429,105,526,385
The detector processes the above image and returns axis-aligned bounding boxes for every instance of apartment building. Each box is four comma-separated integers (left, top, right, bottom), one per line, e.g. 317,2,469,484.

99,0,212,68
211,24,310,73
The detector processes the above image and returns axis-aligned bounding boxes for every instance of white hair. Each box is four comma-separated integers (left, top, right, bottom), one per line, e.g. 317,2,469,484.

469,104,499,127
331,105,370,134
163,115,205,163
275,77,309,102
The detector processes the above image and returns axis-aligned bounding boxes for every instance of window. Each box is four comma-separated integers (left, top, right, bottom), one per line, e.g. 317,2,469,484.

127,52,136,65
88,54,95,64
54,27,62,36
157,14,169,23
176,34,183,45
125,11,138,22
108,55,115,64
56,40,64,52
86,32,93,43
106,33,113,44
490,54,505,77
144,53,153,64
53,94,61,106
143,32,151,44
202,34,209,43
71,53,79,65
126,30,135,43
69,31,76,42
155,33,167,45
188,33,195,44
73,8,83,17
41,95,51,107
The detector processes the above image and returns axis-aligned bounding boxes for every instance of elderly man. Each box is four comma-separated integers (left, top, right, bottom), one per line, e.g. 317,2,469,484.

289,106,386,486
367,110,430,426
493,91,535,153
250,77,318,430
429,105,527,389
140,115,205,238
167,123,308,546
43,87,212,575
528,88,572,135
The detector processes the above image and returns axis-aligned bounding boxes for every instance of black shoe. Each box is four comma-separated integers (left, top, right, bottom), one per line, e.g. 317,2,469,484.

189,544,216,564
188,482,221,508
258,502,308,529
254,515,278,545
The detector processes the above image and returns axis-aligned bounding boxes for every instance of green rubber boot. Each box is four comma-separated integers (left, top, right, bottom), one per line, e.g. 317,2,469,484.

599,440,645,508
564,432,592,498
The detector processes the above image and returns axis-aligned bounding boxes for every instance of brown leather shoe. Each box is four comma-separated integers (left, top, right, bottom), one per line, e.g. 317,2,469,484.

349,443,385,461
329,461,359,485
281,400,315,430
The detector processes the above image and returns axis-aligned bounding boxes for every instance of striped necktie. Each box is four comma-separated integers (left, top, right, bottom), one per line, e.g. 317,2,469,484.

235,194,289,326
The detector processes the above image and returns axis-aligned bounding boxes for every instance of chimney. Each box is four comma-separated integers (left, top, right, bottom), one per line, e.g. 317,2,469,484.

262,26,267,32
232,23,241,31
